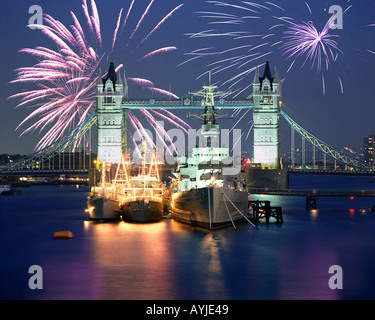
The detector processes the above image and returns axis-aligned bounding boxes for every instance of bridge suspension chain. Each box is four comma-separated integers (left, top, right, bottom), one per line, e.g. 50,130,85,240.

281,110,365,169
0,112,97,171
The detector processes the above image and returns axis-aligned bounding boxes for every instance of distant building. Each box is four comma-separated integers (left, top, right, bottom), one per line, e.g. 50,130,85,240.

363,135,375,169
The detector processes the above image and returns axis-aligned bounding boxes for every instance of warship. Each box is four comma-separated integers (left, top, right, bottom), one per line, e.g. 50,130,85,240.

170,74,249,230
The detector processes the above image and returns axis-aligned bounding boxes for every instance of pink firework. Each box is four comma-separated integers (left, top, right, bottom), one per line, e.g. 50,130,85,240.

10,0,184,151
279,16,343,94
183,0,352,96
280,16,342,74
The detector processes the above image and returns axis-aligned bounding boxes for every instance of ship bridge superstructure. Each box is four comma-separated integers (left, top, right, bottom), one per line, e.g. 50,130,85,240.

175,74,244,192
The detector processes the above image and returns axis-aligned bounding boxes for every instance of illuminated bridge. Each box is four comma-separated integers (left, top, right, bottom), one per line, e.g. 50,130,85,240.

0,60,370,175
0,97,369,174
0,102,369,175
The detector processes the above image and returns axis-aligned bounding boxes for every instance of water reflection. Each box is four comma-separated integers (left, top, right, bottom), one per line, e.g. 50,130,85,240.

85,220,176,299
200,233,228,299
310,209,319,220
278,245,340,300
3,183,375,300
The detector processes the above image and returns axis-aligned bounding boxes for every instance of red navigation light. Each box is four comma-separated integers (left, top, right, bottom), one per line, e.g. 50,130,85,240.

243,158,251,167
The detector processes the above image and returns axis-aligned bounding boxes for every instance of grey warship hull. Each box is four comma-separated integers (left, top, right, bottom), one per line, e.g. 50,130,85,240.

171,186,248,229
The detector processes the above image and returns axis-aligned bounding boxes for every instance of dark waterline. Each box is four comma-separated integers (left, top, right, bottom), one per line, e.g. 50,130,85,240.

1,176,375,300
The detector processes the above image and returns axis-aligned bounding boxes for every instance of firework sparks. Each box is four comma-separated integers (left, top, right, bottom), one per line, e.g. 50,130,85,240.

180,0,355,150
139,46,177,60
10,0,185,152
183,0,352,97
368,22,375,55
279,17,342,73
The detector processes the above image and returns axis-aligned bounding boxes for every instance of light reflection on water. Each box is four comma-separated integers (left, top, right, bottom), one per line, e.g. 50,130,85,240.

1,179,375,300
86,221,176,299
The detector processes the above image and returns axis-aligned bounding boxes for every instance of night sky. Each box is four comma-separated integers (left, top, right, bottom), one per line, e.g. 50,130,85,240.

0,0,374,156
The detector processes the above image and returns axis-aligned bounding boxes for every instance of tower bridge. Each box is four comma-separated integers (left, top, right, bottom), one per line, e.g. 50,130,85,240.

0,58,370,176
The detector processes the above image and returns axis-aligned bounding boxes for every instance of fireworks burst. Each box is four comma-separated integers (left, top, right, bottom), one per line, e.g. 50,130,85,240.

10,0,185,151
278,15,344,94
182,0,353,97
280,18,341,73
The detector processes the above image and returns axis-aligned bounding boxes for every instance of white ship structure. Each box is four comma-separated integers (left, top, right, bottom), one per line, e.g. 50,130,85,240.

118,144,164,223
170,75,250,230
87,161,121,220
87,144,164,222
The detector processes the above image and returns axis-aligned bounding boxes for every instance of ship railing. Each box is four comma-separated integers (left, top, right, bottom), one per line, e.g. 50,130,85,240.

120,195,163,203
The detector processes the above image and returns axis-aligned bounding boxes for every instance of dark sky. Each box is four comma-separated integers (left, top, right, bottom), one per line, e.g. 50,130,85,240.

0,0,374,156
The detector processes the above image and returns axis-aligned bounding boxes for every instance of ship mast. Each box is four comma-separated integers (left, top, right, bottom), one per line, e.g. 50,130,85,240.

112,154,129,187
101,161,106,188
189,70,229,123
141,140,147,176
188,70,229,148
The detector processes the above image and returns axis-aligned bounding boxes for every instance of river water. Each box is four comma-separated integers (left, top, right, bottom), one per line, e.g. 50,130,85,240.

1,175,375,300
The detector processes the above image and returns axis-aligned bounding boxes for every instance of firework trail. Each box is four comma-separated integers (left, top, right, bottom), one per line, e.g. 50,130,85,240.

368,12,375,55
10,0,185,151
183,0,354,97
139,47,177,61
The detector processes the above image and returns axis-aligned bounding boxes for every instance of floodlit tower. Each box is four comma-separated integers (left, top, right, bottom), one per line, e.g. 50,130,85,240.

96,56,124,164
252,59,281,169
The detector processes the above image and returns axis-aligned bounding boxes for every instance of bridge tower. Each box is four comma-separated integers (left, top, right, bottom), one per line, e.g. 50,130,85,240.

252,59,282,169
96,57,125,164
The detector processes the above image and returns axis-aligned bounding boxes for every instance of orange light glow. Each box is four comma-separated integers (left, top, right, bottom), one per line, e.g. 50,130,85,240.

310,209,319,220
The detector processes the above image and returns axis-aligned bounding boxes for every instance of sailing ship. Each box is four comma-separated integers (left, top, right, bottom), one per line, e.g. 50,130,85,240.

87,161,121,220
170,75,249,230
116,143,164,223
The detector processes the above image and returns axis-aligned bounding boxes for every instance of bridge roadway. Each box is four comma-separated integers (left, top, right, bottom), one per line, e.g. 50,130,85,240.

0,169,89,175
122,98,253,109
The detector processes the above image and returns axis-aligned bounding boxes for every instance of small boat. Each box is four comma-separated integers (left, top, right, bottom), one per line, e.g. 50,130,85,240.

0,184,21,196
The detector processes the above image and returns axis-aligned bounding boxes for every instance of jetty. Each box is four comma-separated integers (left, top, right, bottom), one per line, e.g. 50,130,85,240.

248,188,375,198
248,200,283,224
248,188,375,211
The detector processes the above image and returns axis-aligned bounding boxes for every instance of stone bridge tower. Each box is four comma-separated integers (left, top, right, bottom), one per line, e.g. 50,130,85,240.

96,57,125,164
252,59,281,169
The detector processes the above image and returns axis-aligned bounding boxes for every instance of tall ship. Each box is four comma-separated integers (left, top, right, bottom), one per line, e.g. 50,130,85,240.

87,161,121,220
170,75,249,230
117,143,164,223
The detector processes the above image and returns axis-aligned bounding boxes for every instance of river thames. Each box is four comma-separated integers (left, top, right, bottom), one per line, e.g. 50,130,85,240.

1,175,375,300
